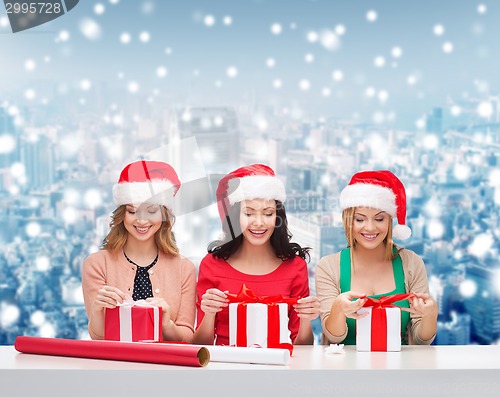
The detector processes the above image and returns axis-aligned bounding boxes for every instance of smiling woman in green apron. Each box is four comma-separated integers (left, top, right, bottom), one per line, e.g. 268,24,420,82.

315,170,438,345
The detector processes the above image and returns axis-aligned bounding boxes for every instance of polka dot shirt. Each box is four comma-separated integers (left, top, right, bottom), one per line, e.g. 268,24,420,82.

124,252,159,301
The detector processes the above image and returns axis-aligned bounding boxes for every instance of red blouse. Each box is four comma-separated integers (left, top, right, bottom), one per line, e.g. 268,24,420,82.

196,253,310,345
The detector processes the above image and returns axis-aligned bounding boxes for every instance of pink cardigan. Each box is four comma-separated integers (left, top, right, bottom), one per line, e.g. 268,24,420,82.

82,249,196,340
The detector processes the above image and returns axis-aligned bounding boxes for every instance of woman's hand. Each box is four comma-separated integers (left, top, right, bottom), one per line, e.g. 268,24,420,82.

146,297,172,324
294,296,320,321
404,293,438,319
336,291,368,319
93,286,128,310
200,288,229,314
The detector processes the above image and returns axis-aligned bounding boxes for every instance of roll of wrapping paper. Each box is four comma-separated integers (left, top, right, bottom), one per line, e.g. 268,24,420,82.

204,345,290,365
14,336,210,367
158,343,290,365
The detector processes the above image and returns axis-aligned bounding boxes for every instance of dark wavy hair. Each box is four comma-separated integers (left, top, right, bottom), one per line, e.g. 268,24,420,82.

208,200,310,261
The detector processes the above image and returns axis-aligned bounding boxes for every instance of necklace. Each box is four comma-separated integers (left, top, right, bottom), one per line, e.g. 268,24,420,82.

123,251,159,268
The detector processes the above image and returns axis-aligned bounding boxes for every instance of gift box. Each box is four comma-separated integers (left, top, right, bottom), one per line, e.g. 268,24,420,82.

229,302,290,347
356,294,414,352
105,299,162,342
227,284,296,350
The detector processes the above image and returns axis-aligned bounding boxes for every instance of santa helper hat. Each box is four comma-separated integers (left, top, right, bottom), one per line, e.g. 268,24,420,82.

113,160,181,209
216,164,286,223
339,170,412,240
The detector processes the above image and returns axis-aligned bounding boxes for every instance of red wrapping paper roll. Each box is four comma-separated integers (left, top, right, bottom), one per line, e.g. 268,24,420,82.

14,336,210,367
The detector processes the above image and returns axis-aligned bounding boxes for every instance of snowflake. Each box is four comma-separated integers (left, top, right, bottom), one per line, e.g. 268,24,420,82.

204,15,215,27
442,41,454,54
299,79,311,91
84,189,102,209
427,219,444,239
366,10,378,22
79,18,102,41
120,32,131,44
433,24,445,36
25,59,36,71
477,101,493,118
226,66,238,78
271,23,282,35
156,66,168,78
391,47,403,58
139,31,151,43
307,31,319,43
94,3,105,15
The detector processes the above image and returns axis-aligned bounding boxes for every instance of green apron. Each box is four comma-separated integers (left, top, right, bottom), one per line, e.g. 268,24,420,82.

339,248,410,345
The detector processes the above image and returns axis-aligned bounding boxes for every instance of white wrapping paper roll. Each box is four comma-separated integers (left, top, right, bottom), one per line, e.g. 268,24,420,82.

205,345,290,365
160,344,290,365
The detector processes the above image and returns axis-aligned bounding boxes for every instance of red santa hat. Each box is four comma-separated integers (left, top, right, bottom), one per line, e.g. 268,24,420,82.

339,170,411,240
113,160,181,209
216,164,286,223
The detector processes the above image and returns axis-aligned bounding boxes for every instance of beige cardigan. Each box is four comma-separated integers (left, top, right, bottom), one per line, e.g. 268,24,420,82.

82,249,196,340
315,249,436,345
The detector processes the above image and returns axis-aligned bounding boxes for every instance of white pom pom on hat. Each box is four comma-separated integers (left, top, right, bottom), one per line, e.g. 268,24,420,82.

339,170,412,240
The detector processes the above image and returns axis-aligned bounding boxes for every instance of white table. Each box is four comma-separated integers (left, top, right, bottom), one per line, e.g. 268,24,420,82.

1,345,500,396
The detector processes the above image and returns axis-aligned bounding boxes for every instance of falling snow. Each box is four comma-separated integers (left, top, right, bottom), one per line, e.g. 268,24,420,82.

366,10,378,22
442,41,454,54
433,24,445,36
271,23,282,35
204,15,215,27
79,18,102,41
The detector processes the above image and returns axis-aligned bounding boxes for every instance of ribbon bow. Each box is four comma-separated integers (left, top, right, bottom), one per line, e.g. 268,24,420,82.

361,293,415,309
226,284,299,306
119,298,158,308
228,284,298,354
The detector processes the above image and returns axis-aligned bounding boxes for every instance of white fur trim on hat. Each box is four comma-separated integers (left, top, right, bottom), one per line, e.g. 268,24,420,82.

227,175,286,205
113,180,175,207
339,183,397,217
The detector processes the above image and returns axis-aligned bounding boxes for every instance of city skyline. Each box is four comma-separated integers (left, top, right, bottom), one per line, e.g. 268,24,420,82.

1,0,500,345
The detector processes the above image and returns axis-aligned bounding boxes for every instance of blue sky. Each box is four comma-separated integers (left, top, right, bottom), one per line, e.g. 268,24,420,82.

1,0,498,128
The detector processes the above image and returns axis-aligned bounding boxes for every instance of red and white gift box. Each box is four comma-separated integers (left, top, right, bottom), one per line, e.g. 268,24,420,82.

229,302,291,347
356,294,414,352
105,299,162,342
227,284,296,350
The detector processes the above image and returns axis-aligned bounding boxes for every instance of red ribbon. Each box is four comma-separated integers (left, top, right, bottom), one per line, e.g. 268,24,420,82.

228,284,298,354
226,284,299,305
361,293,414,351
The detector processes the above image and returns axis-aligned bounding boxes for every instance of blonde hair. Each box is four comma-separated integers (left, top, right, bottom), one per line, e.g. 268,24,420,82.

102,205,179,256
341,207,401,262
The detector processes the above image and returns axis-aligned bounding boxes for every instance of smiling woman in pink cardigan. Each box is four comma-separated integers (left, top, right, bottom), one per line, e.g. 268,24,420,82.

81,160,196,342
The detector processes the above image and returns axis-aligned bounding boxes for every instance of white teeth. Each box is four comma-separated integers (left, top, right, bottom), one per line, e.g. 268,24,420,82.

136,227,149,232
250,230,266,235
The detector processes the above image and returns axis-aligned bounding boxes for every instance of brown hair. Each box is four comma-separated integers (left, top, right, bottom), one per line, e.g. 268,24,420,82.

101,205,179,256
341,207,401,262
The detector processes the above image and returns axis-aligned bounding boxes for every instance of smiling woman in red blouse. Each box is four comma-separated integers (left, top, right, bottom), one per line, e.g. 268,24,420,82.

194,164,320,346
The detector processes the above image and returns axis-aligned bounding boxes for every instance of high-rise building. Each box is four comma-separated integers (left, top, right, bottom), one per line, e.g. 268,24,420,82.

436,312,471,345
170,107,239,173
268,138,287,174
21,135,54,189
426,107,443,135
0,108,20,192
165,107,240,263
464,263,500,344
287,212,345,269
